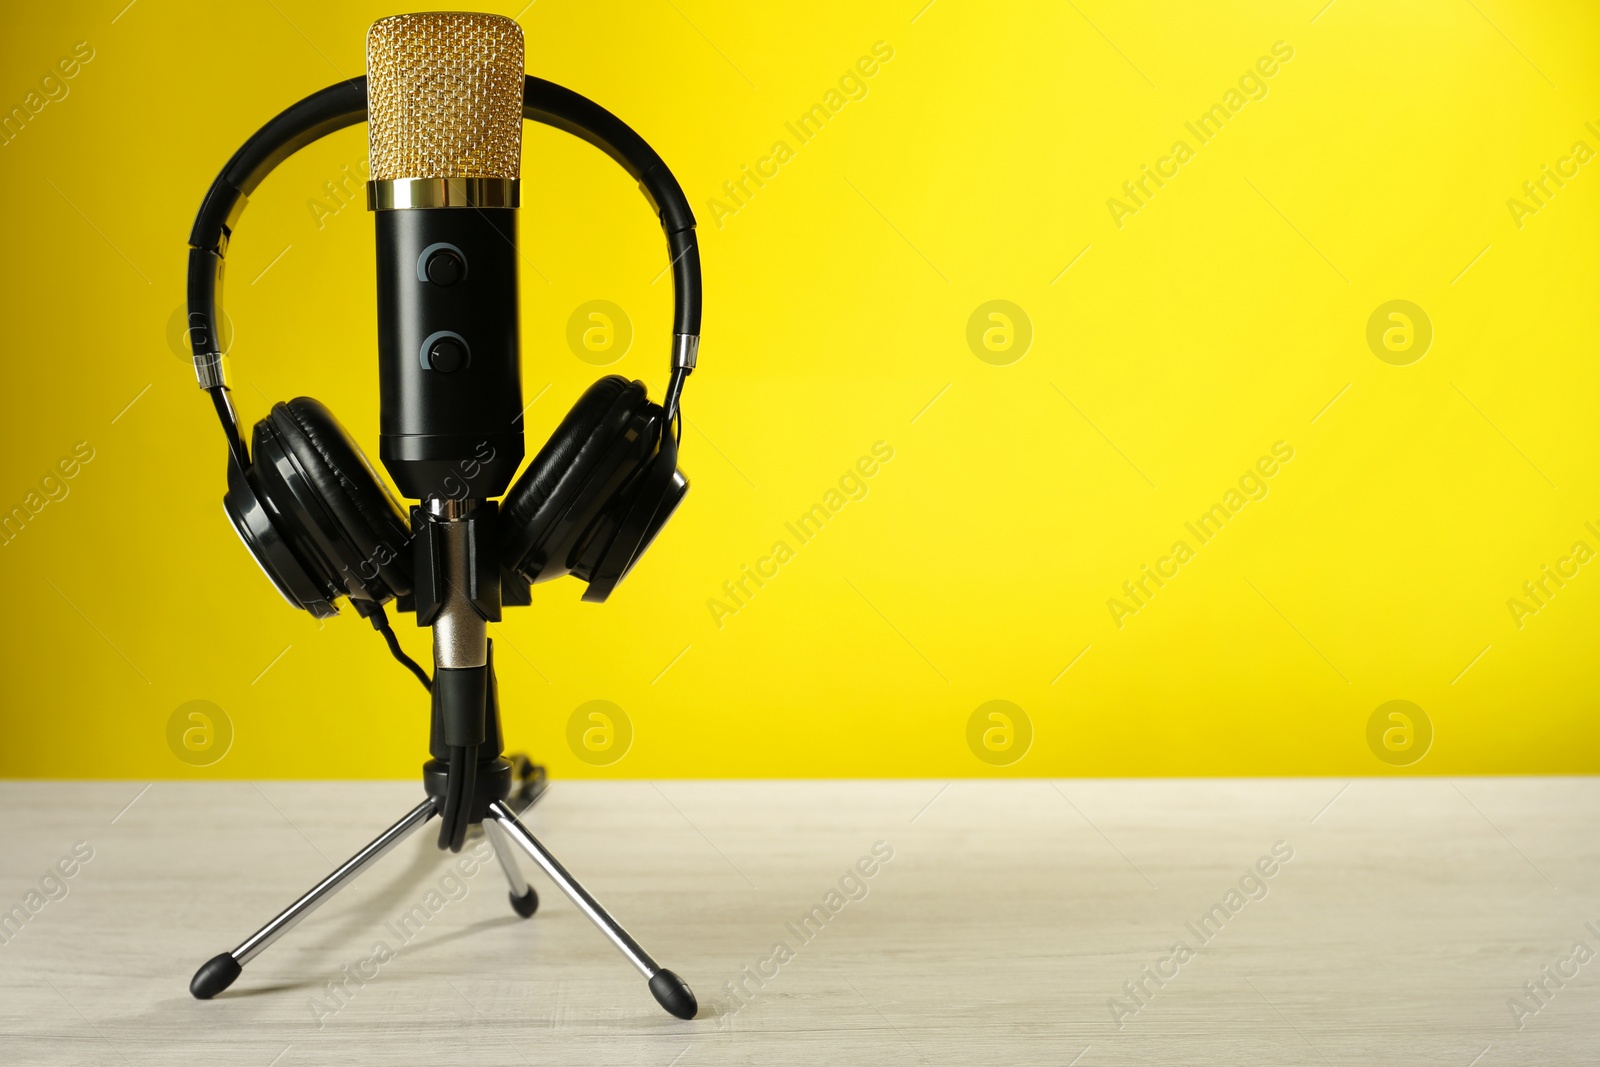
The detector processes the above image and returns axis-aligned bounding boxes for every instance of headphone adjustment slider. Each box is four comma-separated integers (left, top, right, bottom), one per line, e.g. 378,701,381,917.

672,333,699,373
194,352,226,390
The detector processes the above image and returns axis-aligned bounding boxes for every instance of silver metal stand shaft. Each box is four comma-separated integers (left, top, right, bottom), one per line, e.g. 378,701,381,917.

486,799,658,978
484,819,532,897
192,788,695,1018
235,798,437,965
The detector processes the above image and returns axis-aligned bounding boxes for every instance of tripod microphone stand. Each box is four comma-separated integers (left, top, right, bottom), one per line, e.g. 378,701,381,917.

181,14,705,1020
187,508,698,1019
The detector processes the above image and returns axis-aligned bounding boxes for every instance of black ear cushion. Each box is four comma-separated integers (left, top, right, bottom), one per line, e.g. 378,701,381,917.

501,376,647,573
223,450,339,619
576,427,687,603
270,397,413,598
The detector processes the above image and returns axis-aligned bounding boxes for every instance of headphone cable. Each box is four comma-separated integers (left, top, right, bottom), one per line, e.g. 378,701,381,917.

358,600,464,847
663,366,686,429
360,601,433,692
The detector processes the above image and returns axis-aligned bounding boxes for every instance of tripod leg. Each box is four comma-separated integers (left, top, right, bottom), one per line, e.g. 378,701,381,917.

484,820,539,918
190,798,437,999
486,799,697,1019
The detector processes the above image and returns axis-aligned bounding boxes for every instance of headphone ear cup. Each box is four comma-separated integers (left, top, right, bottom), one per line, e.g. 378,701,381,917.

574,423,687,603
500,376,650,584
251,398,414,607
223,448,339,619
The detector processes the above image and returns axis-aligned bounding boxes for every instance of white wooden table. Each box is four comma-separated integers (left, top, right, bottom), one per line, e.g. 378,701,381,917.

0,778,1595,1065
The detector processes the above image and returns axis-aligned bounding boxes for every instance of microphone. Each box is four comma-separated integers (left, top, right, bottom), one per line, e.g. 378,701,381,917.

367,11,526,503
366,12,526,850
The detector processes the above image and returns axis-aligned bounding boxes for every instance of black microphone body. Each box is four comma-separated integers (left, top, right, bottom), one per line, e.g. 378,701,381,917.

363,10,529,851
374,200,522,851
376,207,524,502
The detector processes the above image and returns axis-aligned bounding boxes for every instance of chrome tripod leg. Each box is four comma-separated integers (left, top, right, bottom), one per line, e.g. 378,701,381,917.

485,799,697,1019
189,798,438,999
484,819,540,918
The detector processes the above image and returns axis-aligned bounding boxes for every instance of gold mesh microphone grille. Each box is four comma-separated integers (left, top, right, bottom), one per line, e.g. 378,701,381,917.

367,12,524,181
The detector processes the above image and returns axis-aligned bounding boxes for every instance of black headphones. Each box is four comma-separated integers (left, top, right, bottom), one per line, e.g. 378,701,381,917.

186,76,700,620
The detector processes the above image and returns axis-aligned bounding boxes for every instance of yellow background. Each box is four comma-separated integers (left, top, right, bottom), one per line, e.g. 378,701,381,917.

0,0,1595,778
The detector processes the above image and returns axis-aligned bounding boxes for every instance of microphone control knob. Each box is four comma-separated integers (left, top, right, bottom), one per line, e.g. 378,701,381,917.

428,337,467,373
424,249,465,286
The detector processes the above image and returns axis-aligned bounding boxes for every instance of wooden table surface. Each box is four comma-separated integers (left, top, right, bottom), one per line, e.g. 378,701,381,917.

0,778,1595,1065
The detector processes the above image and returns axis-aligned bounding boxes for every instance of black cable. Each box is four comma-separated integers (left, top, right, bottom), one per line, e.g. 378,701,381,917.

451,750,476,852
663,366,686,427
206,387,248,470
362,602,432,692
438,744,468,852
380,625,433,692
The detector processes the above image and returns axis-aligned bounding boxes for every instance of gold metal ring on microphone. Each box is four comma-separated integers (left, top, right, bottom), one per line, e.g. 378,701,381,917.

367,177,519,210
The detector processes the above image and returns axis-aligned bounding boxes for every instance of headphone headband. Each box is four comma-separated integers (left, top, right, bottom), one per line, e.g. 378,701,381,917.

186,75,700,461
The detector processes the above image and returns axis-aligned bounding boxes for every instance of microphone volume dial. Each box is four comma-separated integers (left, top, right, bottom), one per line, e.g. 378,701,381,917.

428,337,467,373
425,249,464,286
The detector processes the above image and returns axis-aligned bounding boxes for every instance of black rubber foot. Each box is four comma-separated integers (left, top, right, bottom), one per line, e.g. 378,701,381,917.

510,886,539,918
648,969,697,1019
190,953,242,999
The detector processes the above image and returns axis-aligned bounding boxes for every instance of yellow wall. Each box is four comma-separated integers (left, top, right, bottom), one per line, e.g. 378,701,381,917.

0,1,1595,778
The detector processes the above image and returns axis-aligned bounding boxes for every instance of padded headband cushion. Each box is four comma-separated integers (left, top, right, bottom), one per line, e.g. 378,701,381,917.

501,375,647,574
270,397,414,597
